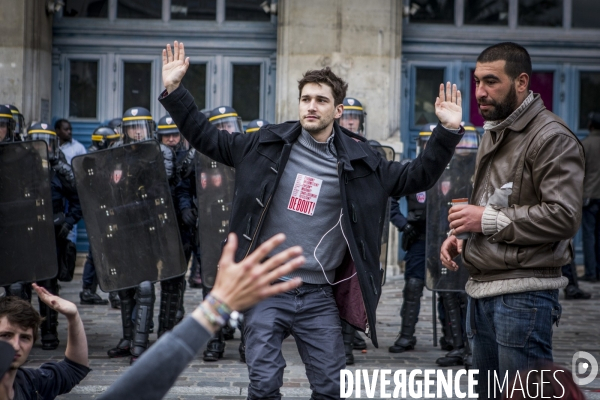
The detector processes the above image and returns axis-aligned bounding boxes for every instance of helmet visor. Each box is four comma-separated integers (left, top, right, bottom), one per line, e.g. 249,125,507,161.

339,111,364,136
120,120,153,142
30,133,59,159
0,117,15,142
212,116,242,134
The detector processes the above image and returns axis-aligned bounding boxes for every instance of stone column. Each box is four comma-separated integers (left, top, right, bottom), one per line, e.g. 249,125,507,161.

275,0,403,271
0,0,53,124
275,0,402,144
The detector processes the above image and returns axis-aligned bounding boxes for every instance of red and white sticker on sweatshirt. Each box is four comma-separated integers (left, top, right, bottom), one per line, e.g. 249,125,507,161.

287,173,323,216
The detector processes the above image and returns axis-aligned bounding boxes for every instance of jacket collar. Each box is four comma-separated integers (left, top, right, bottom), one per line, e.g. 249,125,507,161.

504,93,545,133
262,121,374,172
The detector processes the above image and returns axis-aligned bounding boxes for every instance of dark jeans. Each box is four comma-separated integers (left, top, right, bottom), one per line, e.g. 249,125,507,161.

243,284,345,400
582,199,600,279
467,290,561,400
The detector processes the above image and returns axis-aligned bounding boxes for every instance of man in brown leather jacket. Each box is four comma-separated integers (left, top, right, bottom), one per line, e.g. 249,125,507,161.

440,42,585,400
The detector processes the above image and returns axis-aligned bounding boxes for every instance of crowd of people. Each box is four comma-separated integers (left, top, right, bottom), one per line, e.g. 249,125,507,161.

0,39,596,399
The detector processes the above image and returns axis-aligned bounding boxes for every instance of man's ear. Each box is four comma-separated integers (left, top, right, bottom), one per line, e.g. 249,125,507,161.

335,104,344,119
516,72,529,94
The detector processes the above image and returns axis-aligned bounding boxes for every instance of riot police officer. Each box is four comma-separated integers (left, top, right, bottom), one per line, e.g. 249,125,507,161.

155,114,194,337
245,118,270,134
2,105,21,142
0,105,16,143
336,98,369,364
106,107,158,363
388,127,433,355
79,125,121,307
88,125,121,152
339,97,366,137
27,122,82,350
200,106,243,361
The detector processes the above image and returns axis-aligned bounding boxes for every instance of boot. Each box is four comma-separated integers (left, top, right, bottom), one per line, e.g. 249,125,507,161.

436,347,467,366
203,330,225,361
188,257,203,288
223,324,235,340
158,277,184,337
109,291,121,309
564,285,591,300
38,279,59,350
130,281,155,363
107,289,135,358
439,322,454,351
342,321,355,365
352,331,367,350
389,278,423,353
79,288,108,305
436,292,465,366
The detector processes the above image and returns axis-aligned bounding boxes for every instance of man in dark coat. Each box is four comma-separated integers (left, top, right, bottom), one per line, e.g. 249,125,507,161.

159,41,464,399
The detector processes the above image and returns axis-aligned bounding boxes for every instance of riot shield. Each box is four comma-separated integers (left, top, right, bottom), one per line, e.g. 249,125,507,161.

370,145,395,286
195,154,235,289
425,147,477,291
0,141,57,285
72,141,187,292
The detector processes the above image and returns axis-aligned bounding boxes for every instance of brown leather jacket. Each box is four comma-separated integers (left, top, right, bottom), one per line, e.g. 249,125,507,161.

462,94,585,281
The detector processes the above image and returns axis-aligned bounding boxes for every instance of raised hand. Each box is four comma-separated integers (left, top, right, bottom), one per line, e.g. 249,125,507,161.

435,82,462,130
32,283,78,318
162,40,190,94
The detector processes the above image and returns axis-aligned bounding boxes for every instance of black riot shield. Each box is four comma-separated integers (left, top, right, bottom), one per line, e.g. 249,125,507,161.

0,141,57,285
425,147,478,292
72,141,186,292
195,155,235,289
370,145,395,286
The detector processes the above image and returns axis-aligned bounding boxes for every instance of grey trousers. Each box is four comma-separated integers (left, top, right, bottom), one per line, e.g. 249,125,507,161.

244,284,345,400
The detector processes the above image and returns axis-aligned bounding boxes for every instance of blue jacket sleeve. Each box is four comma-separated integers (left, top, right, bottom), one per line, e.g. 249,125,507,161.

97,316,212,400
389,197,408,230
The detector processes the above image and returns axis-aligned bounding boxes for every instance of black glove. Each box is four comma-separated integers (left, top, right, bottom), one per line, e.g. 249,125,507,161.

57,222,73,241
401,223,419,252
181,208,197,227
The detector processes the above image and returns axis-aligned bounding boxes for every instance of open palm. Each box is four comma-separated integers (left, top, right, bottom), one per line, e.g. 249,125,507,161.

434,82,462,130
162,41,190,93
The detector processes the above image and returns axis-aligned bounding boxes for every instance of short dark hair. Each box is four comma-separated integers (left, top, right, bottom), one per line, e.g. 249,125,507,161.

298,67,348,106
477,42,532,82
54,119,70,130
0,297,42,343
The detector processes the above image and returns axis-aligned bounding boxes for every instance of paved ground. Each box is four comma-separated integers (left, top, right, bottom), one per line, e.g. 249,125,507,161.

19,260,600,399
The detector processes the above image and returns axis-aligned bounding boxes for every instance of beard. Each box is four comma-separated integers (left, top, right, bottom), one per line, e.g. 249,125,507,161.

300,114,334,134
478,84,519,122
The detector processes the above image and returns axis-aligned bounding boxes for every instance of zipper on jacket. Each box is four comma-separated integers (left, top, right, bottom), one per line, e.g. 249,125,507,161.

244,195,273,258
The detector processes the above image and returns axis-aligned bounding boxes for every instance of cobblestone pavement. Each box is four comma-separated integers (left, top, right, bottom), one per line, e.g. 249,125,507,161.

20,262,600,399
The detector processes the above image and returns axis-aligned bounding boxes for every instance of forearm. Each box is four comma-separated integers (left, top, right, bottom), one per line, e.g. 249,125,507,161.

64,312,88,367
98,316,212,399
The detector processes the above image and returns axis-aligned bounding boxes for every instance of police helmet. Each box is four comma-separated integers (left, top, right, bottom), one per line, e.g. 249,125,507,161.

107,118,122,131
0,105,16,142
27,122,59,160
245,119,270,134
156,114,188,150
338,97,366,136
120,107,155,143
457,122,479,150
91,125,120,150
5,104,24,140
208,106,243,134
416,124,435,156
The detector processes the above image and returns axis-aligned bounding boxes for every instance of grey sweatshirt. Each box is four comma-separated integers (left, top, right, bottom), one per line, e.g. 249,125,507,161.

257,129,347,284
